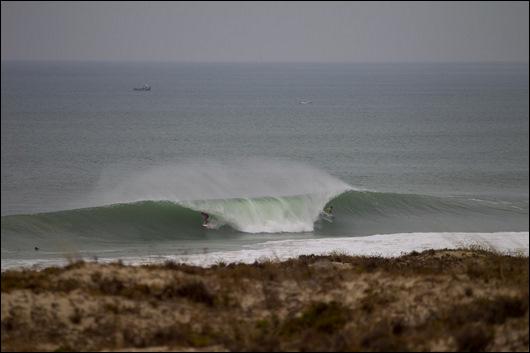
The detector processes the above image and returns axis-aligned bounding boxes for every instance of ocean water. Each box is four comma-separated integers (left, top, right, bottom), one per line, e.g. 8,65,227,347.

1,62,528,268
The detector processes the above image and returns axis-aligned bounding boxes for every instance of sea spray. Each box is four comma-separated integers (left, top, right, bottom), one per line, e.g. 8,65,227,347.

89,158,353,204
2,159,527,261
85,158,353,233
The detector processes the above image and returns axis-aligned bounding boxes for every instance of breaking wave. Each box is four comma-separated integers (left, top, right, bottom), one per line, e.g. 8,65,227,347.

1,159,527,249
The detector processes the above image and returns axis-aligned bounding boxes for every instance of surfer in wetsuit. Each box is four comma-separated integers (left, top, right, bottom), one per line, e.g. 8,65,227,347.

324,205,333,215
201,212,210,226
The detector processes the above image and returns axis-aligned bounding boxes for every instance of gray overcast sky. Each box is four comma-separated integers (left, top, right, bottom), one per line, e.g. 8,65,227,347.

1,1,528,62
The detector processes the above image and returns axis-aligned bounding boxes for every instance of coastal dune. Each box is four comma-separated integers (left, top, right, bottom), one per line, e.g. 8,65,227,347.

2,248,528,351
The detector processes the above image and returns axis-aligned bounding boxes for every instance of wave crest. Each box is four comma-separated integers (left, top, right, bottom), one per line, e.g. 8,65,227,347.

183,192,342,233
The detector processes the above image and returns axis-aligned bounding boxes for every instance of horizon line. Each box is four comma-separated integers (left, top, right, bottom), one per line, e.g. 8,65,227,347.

2,59,529,65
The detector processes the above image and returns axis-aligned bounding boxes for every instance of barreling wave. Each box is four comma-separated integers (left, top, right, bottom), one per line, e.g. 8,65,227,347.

2,159,528,253
1,191,341,241
2,190,527,244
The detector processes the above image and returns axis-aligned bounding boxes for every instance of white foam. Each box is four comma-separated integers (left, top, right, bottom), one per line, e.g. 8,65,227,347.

2,232,527,271
83,158,352,233
155,231,529,266
182,193,339,233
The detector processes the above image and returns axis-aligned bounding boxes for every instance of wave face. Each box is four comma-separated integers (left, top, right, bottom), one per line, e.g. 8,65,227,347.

0,194,339,246
2,189,527,242
1,160,528,260
1,160,350,252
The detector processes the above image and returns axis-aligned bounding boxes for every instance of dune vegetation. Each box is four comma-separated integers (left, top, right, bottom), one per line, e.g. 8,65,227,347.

1,248,528,351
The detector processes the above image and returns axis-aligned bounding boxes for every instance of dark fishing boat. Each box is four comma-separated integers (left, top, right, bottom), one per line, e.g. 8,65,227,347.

133,84,151,91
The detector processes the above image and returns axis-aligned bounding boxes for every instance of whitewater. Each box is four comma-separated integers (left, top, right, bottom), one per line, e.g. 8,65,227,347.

3,232,528,270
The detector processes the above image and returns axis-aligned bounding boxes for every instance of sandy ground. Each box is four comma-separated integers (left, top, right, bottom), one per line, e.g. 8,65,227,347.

1,249,528,351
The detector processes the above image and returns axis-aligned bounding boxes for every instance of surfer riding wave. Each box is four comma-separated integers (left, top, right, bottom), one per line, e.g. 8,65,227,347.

201,212,210,227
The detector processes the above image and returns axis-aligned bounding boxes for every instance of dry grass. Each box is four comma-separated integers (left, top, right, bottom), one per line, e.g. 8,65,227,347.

1,248,528,351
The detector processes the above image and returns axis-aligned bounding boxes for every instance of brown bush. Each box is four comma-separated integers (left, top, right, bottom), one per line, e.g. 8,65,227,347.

453,323,494,352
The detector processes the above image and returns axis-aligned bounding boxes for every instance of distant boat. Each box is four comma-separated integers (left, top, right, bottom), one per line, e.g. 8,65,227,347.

299,100,312,104
133,84,151,91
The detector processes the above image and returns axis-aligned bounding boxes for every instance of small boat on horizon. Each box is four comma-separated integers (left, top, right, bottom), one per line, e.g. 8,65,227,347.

299,100,312,104
133,84,151,91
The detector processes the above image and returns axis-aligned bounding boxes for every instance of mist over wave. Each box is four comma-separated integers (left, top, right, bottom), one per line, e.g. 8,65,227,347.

83,159,352,233
89,159,352,204
2,158,528,262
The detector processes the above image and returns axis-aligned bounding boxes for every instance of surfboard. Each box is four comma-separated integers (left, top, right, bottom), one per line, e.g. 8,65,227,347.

202,222,215,229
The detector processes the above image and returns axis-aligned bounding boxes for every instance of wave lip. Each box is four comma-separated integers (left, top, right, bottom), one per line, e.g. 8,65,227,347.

87,159,353,207
181,192,345,233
